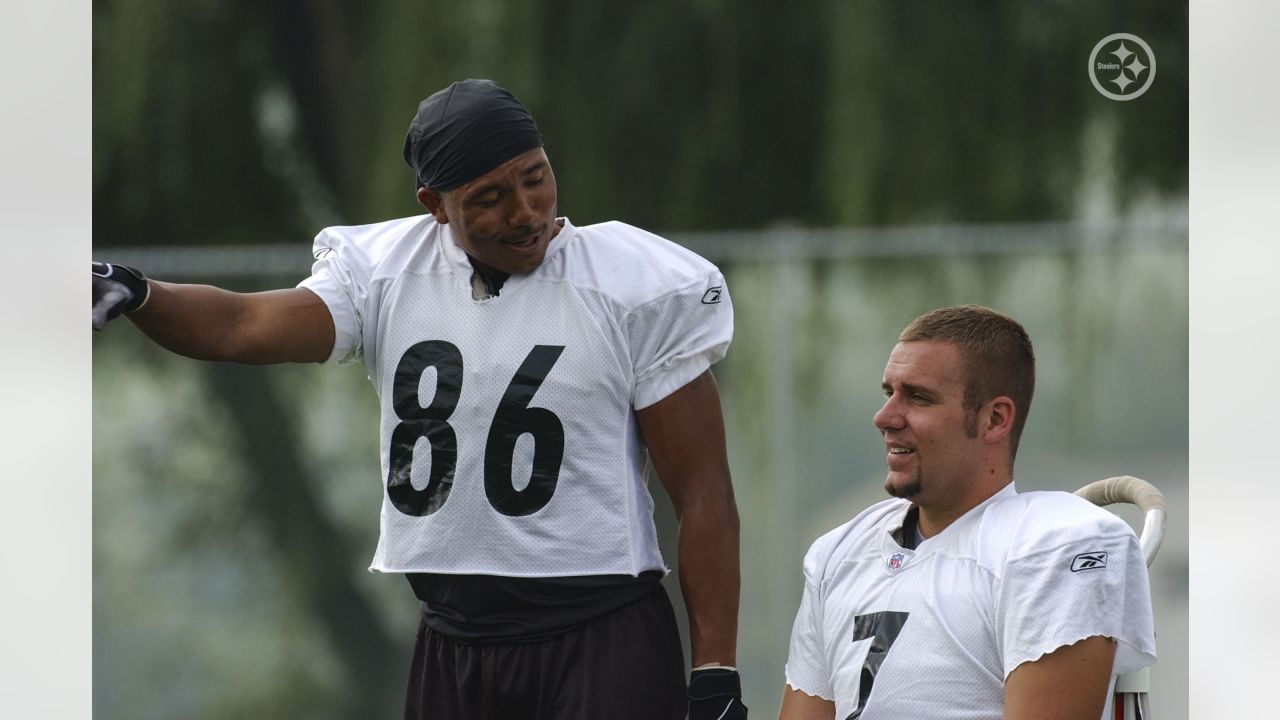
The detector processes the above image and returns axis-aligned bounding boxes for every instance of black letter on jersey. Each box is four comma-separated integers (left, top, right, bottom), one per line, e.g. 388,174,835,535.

847,610,910,720
484,345,566,516
387,340,463,516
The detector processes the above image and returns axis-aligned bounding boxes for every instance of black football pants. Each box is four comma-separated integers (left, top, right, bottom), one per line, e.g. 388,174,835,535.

403,584,687,719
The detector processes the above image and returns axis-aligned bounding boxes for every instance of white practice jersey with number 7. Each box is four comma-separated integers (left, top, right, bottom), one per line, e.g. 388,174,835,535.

784,483,1157,720
298,215,732,577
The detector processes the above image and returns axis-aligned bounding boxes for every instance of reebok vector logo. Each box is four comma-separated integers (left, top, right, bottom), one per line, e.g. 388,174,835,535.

701,286,723,304
1070,552,1108,572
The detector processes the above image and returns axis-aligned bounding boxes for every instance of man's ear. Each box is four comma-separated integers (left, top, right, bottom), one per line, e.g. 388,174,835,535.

417,187,448,224
981,396,1016,445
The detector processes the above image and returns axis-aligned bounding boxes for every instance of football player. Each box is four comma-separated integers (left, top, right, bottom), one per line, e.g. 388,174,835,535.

94,79,747,720
778,305,1156,720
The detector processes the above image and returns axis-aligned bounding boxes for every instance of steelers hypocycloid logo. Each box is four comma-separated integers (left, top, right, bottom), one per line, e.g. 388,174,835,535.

1089,33,1156,101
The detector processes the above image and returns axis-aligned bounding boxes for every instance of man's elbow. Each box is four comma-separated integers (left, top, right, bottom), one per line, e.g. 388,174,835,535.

677,480,740,531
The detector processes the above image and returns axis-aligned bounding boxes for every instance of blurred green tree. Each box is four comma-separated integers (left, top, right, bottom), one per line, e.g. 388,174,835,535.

94,0,1186,243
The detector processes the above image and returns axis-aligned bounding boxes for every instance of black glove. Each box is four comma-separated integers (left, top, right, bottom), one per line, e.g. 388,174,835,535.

92,261,150,330
688,667,748,720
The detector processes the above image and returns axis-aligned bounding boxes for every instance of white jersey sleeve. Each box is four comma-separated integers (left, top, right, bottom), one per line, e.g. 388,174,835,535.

996,493,1158,678
784,533,841,701
297,215,432,366
574,221,732,409
627,273,731,409
297,228,370,365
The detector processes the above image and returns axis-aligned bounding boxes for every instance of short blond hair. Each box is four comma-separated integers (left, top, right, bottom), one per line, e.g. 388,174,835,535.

899,305,1036,461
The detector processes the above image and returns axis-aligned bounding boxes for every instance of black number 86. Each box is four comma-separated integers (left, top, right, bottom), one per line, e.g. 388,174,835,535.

386,341,566,518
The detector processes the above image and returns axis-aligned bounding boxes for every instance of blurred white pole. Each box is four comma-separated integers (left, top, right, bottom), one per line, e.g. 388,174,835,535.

766,234,803,643
1189,0,1280,717
0,2,92,719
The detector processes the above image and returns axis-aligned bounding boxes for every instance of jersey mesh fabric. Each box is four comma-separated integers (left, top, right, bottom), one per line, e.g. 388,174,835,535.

298,216,732,577
784,483,1156,720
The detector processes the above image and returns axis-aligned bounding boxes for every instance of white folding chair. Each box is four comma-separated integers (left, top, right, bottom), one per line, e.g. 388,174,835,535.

1074,476,1167,720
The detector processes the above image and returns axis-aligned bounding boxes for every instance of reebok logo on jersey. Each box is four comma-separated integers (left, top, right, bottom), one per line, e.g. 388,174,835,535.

701,286,723,304
1070,551,1108,572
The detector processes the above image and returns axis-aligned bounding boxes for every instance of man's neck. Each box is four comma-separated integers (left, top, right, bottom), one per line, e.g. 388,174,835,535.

895,506,923,549
467,258,510,299
916,477,1013,539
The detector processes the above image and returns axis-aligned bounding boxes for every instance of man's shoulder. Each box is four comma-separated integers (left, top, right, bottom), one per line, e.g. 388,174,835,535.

569,219,689,254
988,489,1131,531
980,489,1137,558
316,212,432,240
556,219,723,304
314,213,436,248
802,497,907,580
309,214,441,274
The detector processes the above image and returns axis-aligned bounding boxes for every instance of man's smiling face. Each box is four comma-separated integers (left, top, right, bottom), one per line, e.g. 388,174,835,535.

421,147,560,277
872,340,985,508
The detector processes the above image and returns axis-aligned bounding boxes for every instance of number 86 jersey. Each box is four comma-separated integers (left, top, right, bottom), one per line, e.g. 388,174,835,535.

299,215,733,577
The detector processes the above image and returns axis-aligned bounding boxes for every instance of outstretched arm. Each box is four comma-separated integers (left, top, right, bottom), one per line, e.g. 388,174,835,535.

132,281,335,364
94,263,334,364
637,369,740,669
1003,635,1116,720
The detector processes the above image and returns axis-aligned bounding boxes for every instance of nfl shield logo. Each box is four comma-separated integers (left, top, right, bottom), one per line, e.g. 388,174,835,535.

888,552,905,570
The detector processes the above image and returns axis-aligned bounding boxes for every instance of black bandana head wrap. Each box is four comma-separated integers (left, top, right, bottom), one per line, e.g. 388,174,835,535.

402,79,544,192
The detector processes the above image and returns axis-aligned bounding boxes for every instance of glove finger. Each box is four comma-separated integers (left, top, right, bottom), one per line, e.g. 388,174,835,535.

92,289,129,330
92,274,125,302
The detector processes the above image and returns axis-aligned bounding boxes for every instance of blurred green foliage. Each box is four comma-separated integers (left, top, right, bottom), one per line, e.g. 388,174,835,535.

94,1,1186,242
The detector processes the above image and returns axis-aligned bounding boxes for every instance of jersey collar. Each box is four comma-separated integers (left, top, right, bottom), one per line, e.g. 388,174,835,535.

879,483,1019,574
438,216,575,278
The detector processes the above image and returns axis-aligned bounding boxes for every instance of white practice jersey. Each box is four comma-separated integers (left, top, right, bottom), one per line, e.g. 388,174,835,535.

784,483,1156,720
298,215,732,576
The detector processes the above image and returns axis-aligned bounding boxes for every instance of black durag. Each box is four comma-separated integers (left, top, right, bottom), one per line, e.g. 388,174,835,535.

402,79,544,192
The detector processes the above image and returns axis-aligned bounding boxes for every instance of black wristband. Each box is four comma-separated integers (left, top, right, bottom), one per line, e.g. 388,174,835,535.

92,261,150,313
688,668,748,719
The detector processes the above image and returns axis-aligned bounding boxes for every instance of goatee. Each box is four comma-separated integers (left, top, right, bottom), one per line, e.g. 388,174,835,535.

885,477,921,499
